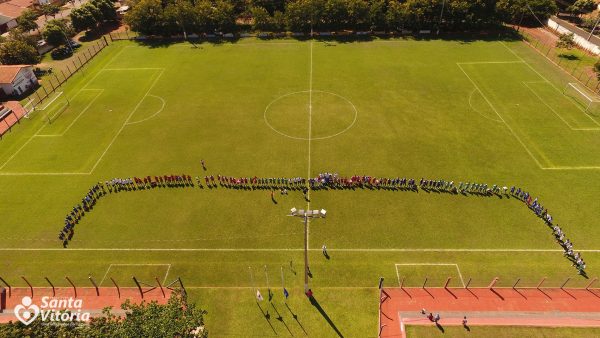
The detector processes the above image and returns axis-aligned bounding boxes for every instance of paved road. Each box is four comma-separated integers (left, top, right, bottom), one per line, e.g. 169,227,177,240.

34,0,89,32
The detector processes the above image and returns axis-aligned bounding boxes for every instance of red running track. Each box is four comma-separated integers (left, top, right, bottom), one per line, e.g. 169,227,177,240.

0,101,26,136
379,287,600,337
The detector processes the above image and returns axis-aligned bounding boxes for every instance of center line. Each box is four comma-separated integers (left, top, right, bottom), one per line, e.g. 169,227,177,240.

306,35,314,250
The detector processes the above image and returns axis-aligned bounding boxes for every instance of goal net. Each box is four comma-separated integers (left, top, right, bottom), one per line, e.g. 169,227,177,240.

563,83,600,115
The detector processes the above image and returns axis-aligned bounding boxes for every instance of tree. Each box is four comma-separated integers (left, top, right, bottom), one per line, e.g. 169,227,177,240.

212,0,236,32
594,59,600,79
496,0,557,26
16,9,38,33
40,4,60,18
285,0,326,32
346,0,369,30
251,6,274,31
164,0,196,37
90,0,118,21
0,39,40,64
556,32,576,49
323,0,348,31
71,7,95,32
386,0,407,31
87,291,207,337
568,0,597,16
194,0,217,33
368,0,387,31
124,0,165,35
250,0,285,15
43,19,73,46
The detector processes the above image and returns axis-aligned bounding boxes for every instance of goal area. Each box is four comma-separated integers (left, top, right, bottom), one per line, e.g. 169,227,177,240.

563,83,600,115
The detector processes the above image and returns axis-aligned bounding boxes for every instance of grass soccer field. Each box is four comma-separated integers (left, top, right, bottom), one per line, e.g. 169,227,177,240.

2,33,600,336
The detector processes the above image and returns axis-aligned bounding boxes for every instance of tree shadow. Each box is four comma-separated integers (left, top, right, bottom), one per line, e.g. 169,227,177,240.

309,296,344,337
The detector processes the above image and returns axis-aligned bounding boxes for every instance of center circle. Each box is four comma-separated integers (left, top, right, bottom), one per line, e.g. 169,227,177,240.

264,90,358,140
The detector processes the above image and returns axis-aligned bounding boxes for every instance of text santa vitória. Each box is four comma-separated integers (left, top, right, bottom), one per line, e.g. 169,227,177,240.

39,297,90,322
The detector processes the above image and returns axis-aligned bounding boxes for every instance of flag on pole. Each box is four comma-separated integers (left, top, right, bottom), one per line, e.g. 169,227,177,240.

283,288,289,299
256,289,264,301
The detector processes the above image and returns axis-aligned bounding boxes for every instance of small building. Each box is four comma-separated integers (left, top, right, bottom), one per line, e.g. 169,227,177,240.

0,0,32,33
0,65,38,97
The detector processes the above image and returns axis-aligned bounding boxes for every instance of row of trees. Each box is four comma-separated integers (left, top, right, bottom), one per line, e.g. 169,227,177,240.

71,0,118,32
125,0,559,36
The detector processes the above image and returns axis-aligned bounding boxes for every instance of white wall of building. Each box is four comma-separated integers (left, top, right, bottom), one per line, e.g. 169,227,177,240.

548,18,600,55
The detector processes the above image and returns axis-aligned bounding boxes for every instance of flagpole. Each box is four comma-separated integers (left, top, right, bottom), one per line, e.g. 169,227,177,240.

264,265,270,300
249,266,255,298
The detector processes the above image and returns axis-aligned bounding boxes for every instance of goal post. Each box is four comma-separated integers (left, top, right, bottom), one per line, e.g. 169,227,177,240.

563,82,600,115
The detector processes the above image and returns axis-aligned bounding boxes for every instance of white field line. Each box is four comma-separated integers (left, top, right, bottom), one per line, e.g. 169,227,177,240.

102,68,164,71
37,89,104,137
543,166,600,170
13,285,378,289
0,172,90,176
36,91,63,110
0,47,154,176
523,82,578,130
395,263,465,288
99,263,171,286
468,88,502,123
456,63,549,169
457,61,525,65
88,69,165,173
3,248,600,252
125,94,166,125
523,82,600,131
500,41,600,127
305,38,314,250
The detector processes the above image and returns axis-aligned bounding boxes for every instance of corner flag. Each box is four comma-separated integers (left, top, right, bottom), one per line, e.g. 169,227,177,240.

283,288,289,299
256,289,264,301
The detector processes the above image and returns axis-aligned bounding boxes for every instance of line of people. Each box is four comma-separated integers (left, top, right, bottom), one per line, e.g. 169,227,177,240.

57,171,587,275
58,175,195,247
509,186,585,275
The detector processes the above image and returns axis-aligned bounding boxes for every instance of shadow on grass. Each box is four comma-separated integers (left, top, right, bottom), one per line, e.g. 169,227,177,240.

285,302,308,335
256,301,277,334
271,302,293,335
309,296,344,337
128,26,522,49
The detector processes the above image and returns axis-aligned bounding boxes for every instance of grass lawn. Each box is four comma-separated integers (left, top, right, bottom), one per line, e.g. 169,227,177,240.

1,33,600,336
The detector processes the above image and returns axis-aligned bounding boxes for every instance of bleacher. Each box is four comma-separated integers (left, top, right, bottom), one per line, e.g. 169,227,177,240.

0,101,26,137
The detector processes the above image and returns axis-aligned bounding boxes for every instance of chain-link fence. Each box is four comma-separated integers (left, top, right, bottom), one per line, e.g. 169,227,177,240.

518,27,600,95
25,37,110,111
